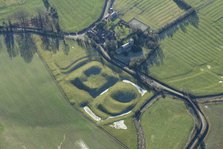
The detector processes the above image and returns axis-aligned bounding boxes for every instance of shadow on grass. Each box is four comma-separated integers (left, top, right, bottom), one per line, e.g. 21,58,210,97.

71,76,118,98
1,29,69,62
16,32,37,63
98,104,134,116
111,91,137,103
158,11,200,40
2,26,37,63
140,10,200,74
139,46,164,74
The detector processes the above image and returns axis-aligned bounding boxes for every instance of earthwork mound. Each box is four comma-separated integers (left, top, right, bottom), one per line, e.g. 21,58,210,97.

111,90,137,103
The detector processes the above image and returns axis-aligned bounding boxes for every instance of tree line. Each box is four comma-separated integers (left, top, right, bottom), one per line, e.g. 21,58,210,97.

0,20,69,62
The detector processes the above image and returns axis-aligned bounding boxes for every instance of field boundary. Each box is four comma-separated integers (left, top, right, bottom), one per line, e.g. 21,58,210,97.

36,50,129,149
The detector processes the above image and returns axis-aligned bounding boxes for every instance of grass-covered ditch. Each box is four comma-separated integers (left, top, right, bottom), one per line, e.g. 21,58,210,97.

37,38,157,148
0,37,124,149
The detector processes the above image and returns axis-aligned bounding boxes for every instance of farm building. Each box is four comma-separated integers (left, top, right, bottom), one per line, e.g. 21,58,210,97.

116,38,134,54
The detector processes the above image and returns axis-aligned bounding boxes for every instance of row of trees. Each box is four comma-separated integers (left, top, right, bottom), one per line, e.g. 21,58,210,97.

158,10,199,39
3,0,61,33
1,20,69,63
173,0,192,10
31,0,60,32
0,0,67,62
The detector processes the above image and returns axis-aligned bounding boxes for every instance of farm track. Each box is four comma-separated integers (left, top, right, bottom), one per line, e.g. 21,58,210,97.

0,0,222,148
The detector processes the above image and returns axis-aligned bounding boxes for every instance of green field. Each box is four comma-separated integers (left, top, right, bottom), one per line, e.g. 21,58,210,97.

38,38,156,148
184,0,209,8
201,103,223,149
91,82,139,117
49,0,105,32
0,39,123,149
39,39,153,119
90,81,153,120
147,0,223,95
39,40,102,106
38,38,139,113
0,0,104,32
141,97,194,149
114,0,184,29
104,117,137,149
0,0,45,23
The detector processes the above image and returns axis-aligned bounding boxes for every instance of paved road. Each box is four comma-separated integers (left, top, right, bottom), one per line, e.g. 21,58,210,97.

65,0,113,40
97,45,209,149
0,0,220,148
197,95,223,104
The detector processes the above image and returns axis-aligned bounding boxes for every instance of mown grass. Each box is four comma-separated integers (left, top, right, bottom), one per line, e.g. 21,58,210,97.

184,0,209,7
114,0,184,29
0,39,123,149
38,38,100,103
49,0,105,32
141,97,194,149
148,0,223,95
90,82,154,122
201,103,223,149
0,0,45,23
37,37,155,148
0,0,105,32
65,61,119,94
91,82,139,117
37,38,132,107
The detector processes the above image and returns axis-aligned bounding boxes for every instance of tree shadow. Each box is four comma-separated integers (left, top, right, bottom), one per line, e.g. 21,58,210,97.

2,21,17,59
140,46,164,74
2,27,37,63
40,34,71,56
158,10,200,40
16,32,37,63
62,40,70,55
2,28,67,63
128,30,164,73
40,35,61,53
173,0,192,10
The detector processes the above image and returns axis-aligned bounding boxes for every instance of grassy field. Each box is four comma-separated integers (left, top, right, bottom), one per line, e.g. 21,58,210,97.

201,103,223,149
49,0,104,32
0,0,104,32
91,82,140,118
90,81,154,119
147,0,223,95
37,38,156,147
104,117,137,149
37,37,138,110
40,42,153,121
0,0,45,23
141,97,194,149
184,0,209,7
0,39,123,149
114,0,184,29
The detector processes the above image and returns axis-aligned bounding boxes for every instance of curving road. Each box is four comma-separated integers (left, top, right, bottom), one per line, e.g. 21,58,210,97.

0,0,222,148
96,45,209,149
